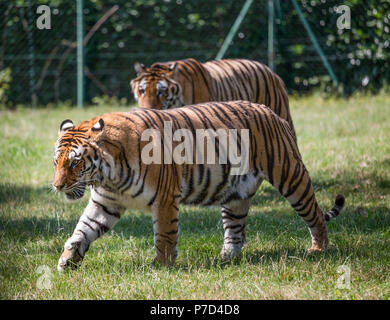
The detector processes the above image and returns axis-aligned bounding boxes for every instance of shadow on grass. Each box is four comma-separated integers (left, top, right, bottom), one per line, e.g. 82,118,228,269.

0,183,52,204
2,180,389,239
2,203,388,247
140,241,384,272
1,178,389,269
0,214,154,241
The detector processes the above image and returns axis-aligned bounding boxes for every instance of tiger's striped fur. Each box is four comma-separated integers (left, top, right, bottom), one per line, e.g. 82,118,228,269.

53,101,344,270
130,58,296,139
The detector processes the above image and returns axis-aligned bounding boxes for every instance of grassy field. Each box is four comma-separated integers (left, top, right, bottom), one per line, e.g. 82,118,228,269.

0,93,389,299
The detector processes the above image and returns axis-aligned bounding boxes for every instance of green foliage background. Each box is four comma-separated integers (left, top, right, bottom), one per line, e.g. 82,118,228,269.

1,0,389,105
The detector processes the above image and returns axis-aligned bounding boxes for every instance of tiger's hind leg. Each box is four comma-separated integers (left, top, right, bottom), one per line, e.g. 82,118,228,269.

283,171,331,253
279,165,337,253
220,199,250,260
266,160,345,253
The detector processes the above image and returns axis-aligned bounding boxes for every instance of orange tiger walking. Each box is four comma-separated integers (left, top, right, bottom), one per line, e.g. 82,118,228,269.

53,101,344,270
130,58,296,140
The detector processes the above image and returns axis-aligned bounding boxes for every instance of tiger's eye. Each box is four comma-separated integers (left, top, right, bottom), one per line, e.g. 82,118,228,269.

70,159,80,169
157,88,167,97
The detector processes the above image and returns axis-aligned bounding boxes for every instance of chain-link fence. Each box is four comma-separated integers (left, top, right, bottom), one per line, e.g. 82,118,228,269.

1,0,389,107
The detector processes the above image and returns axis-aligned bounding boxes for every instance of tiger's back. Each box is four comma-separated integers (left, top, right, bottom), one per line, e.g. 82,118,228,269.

126,101,299,208
203,59,291,126
130,58,296,139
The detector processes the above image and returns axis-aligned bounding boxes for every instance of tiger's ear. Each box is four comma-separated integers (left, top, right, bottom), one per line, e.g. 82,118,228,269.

134,62,145,75
90,118,105,141
59,119,74,134
169,63,179,80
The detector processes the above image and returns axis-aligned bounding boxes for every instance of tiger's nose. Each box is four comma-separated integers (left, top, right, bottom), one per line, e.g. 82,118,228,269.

53,182,66,191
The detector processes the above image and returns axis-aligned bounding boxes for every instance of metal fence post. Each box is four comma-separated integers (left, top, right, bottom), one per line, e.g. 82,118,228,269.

77,0,84,108
268,0,274,70
27,0,37,106
291,0,339,85
215,0,254,60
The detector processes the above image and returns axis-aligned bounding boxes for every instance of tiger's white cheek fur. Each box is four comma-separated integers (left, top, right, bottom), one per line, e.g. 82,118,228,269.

156,80,167,91
68,145,83,161
138,79,147,98
53,148,60,164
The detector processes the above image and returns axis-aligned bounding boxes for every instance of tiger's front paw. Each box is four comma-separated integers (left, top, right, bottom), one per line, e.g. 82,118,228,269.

153,249,178,266
57,241,86,272
307,237,328,254
307,241,327,254
307,246,324,254
153,254,177,266
220,244,242,261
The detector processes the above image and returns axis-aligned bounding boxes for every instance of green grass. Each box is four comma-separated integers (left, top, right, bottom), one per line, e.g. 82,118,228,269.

1,93,390,299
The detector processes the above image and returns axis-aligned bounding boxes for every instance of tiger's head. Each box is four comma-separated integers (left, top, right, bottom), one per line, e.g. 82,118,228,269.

52,118,108,201
130,62,183,109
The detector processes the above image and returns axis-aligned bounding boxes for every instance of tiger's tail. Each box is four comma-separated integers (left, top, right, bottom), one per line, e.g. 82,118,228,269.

323,194,345,222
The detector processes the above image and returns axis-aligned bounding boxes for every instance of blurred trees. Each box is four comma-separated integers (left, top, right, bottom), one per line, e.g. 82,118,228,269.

1,0,389,105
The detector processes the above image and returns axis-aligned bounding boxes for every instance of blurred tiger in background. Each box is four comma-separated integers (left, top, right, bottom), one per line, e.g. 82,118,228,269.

130,58,296,140
53,101,344,270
